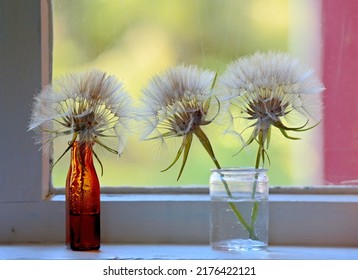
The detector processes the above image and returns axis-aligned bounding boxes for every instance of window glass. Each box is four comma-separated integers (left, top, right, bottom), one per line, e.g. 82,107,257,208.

52,0,324,187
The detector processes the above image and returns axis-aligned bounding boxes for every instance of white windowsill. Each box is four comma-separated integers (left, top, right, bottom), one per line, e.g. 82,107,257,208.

0,244,358,260
2,193,358,246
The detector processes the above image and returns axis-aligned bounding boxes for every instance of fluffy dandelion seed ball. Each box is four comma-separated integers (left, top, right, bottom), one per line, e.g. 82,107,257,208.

139,65,220,179
28,69,133,159
218,51,325,166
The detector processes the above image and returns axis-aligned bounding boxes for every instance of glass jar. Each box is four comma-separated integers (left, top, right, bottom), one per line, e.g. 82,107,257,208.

209,168,269,251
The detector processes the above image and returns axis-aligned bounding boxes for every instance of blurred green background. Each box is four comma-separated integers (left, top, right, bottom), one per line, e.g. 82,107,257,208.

52,0,321,188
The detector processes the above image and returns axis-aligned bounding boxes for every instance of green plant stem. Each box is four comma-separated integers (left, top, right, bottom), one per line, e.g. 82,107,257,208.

194,127,257,239
248,161,260,239
213,160,257,239
248,133,264,240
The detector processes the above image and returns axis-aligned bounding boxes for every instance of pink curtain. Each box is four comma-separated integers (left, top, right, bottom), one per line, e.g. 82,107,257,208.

323,0,358,184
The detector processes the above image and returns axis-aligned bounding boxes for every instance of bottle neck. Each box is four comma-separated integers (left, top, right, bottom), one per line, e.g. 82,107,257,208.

70,141,95,170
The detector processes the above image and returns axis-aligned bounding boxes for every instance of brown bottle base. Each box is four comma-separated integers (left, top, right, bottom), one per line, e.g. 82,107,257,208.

69,212,100,251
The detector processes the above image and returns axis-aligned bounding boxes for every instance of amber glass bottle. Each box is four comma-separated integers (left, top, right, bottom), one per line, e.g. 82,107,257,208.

66,141,100,251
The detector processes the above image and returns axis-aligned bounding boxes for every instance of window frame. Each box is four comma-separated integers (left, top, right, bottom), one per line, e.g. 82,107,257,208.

1,0,358,247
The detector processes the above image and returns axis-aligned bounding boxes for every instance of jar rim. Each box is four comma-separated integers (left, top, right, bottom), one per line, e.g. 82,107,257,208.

210,167,267,173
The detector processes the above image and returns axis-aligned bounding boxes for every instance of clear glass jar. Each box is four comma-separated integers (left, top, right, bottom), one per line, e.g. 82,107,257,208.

210,168,269,251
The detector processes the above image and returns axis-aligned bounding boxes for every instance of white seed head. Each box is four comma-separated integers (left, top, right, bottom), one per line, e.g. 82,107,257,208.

139,65,218,141
218,51,325,137
29,69,133,155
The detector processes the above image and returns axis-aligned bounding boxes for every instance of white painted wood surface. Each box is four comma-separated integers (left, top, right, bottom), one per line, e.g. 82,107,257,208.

1,194,358,246
0,0,44,202
1,244,357,260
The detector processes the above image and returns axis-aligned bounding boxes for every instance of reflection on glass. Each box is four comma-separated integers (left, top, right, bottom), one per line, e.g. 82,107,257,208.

52,0,322,187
